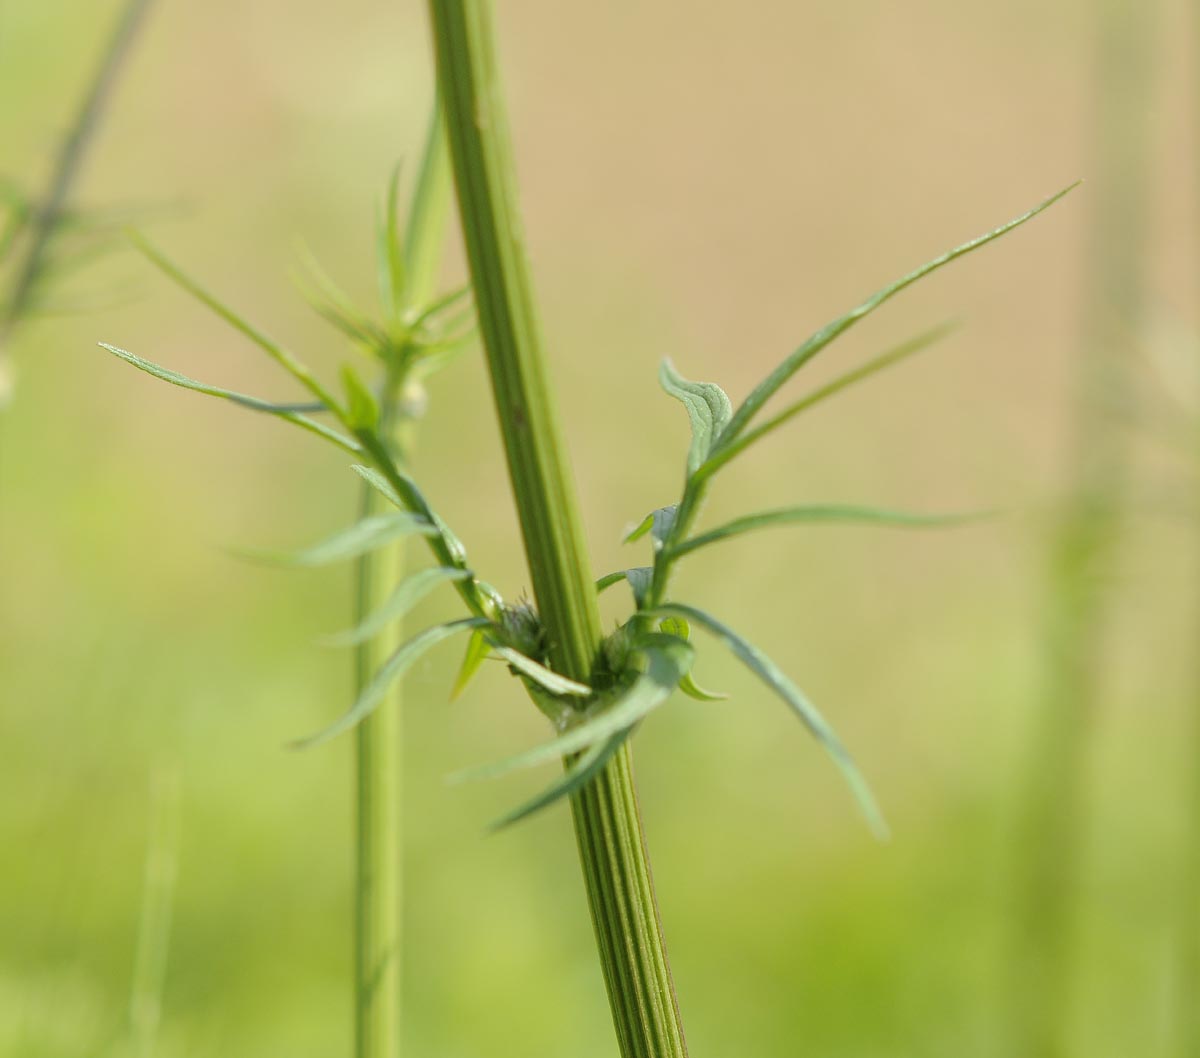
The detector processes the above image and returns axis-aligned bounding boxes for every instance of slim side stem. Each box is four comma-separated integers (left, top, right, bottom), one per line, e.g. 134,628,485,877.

354,391,413,1058
426,4,688,1054
353,485,402,1058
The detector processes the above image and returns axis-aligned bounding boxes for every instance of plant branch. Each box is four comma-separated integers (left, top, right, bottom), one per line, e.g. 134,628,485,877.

1,0,155,344
427,4,689,1055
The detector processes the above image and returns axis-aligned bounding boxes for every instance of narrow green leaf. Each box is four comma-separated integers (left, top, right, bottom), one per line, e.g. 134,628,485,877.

452,634,690,784
295,277,384,351
646,602,888,839
595,567,654,607
410,330,476,378
670,505,988,560
323,566,472,647
131,232,345,415
486,728,632,832
402,101,453,312
352,463,405,508
717,185,1080,445
350,463,469,568
98,342,361,454
624,505,678,549
409,283,472,331
491,644,592,697
698,322,958,480
451,627,491,700
377,163,406,321
659,358,733,473
291,617,490,749
240,512,436,568
293,241,383,345
341,364,380,430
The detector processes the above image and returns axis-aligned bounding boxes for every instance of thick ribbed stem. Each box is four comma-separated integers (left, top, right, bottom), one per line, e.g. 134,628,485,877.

427,4,689,1054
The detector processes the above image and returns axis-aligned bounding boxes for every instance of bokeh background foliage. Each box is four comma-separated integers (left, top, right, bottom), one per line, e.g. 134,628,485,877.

1,1,1196,1056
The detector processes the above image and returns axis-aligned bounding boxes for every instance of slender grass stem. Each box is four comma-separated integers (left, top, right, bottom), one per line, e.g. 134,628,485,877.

128,766,179,1058
0,0,154,351
1008,2,1150,1054
427,4,688,1054
1179,6,1200,1052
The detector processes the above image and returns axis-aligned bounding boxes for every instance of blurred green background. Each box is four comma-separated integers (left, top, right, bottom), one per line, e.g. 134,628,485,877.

1,1,1196,1055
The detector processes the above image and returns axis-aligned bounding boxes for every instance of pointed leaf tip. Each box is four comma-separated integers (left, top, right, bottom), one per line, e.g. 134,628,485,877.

98,342,361,454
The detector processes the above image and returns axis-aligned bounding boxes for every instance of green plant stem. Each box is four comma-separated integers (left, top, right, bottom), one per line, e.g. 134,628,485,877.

1008,1,1150,1055
427,4,688,1055
0,0,154,347
354,378,412,1058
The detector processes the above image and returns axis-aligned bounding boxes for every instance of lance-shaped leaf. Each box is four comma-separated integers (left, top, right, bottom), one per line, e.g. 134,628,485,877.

486,728,633,832
595,566,654,607
624,504,678,550
715,184,1079,446
98,343,361,454
240,512,437,567
323,566,472,647
341,364,379,430
377,163,406,321
659,358,733,474
409,283,472,333
491,644,592,697
451,633,691,784
645,602,888,839
293,242,386,349
291,616,490,750
668,505,988,560
697,322,958,481
351,463,469,569
402,101,453,311
451,626,490,700
132,232,345,416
